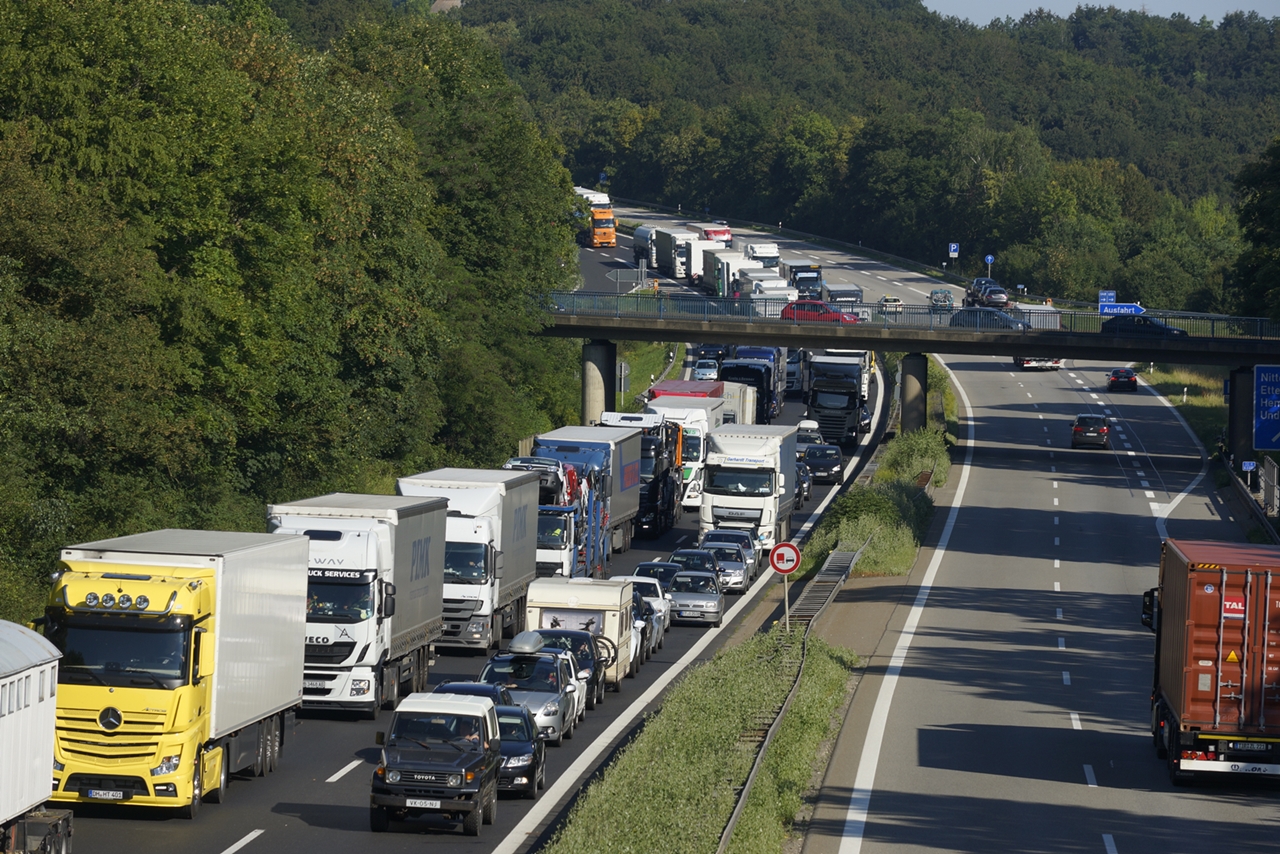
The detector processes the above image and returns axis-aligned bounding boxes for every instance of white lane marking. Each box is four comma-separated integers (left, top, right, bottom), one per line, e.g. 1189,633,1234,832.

1145,491,1156,498
876,275,887,281
1127,451,1136,456
1068,373,1077,378
676,535,689,544
220,831,266,854
652,555,664,561
1058,638,1066,649
1054,517,1059,525
1076,380,1085,384
1027,392,1033,398
1054,559,1060,568
1084,764,1097,787
1063,671,1072,685
1039,414,1044,420
1009,372,1016,377
1056,608,1063,619
1136,470,1146,476
1118,433,1127,439
1141,375,1210,540
1123,443,1132,448
1018,383,1024,387
1033,404,1039,409
1050,452,1055,458
1053,481,1058,488
1043,427,1049,432
1103,408,1111,414
1103,834,1119,854
1046,439,1052,445
326,759,363,783
1054,581,1061,591
1090,393,1099,399
1054,498,1059,506
836,357,975,854
1050,466,1056,472
1071,712,1082,730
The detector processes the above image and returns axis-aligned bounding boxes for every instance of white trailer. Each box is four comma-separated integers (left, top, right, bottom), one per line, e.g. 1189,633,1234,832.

686,239,722,289
396,469,541,650
703,247,763,299
268,495,446,717
525,578,638,688
719,381,757,425
653,228,699,279
644,396,726,511
741,242,780,267
0,622,71,852
700,425,799,550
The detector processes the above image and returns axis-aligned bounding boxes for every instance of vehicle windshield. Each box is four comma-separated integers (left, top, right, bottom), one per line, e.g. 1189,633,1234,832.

594,218,616,229
631,580,661,598
1076,416,1106,428
481,657,561,694
703,467,773,496
671,575,716,594
703,533,749,552
797,430,824,443
537,516,569,550
683,433,703,463
635,563,681,585
444,542,488,584
391,712,483,748
499,713,534,742
719,367,766,390
707,547,742,564
640,456,656,482
540,633,593,670
696,360,718,370
806,447,842,461
811,390,855,410
52,620,190,689
670,552,715,572
308,581,375,623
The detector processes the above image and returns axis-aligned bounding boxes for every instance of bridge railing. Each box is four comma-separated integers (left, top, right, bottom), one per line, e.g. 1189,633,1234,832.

547,292,1280,340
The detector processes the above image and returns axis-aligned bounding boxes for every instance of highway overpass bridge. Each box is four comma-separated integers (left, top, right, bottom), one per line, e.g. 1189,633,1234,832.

541,292,1280,461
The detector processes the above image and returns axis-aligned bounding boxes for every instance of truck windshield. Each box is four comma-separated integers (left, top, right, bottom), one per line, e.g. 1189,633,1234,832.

703,467,774,496
308,581,374,622
594,218,615,229
812,390,856,409
538,515,569,549
683,433,703,462
639,455,656,482
52,620,190,689
445,542,488,584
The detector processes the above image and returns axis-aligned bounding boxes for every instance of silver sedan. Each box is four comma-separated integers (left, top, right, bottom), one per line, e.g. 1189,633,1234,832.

667,571,725,628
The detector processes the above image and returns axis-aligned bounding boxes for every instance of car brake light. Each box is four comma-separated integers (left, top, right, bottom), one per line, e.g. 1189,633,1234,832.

1073,426,1083,432
1100,426,1109,433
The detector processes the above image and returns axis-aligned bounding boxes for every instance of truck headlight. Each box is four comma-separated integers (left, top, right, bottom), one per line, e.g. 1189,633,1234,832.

52,760,64,772
350,679,371,696
467,619,488,633
150,754,182,776
503,753,534,768
386,770,401,783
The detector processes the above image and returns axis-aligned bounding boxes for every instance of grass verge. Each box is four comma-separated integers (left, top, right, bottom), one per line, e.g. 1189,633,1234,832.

617,341,685,411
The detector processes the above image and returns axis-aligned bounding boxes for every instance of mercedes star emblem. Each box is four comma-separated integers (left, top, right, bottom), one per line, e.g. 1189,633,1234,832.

98,707,123,730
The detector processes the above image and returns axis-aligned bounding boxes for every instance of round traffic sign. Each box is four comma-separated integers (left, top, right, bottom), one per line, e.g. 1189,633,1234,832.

984,254,995,265
770,542,801,574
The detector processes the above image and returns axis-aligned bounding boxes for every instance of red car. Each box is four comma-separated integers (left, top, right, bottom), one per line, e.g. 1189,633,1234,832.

780,300,860,324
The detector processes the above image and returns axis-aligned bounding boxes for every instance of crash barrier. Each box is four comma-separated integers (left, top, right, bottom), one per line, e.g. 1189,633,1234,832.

715,536,873,853
548,292,1280,340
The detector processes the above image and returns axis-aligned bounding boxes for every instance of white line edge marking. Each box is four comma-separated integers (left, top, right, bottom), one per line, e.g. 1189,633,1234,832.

1103,833,1119,854
1071,712,1082,730
220,830,266,854
837,356,974,854
1056,608,1063,619
495,367,889,854
1084,764,1097,787
676,534,689,544
326,759,363,783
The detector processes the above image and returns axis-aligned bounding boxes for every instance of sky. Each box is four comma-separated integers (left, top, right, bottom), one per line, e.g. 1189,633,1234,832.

921,0,1274,25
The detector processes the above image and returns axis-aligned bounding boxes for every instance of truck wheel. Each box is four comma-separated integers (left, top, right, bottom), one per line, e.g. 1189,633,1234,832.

1152,703,1167,759
462,805,481,837
204,748,229,803
369,806,390,833
381,666,399,711
267,715,281,773
180,759,202,820
253,723,267,777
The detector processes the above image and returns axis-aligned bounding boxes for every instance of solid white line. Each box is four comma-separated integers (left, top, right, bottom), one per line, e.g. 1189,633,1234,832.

1053,481,1058,488
326,759,363,783
1054,537,1060,545
1054,517,1059,525
1084,764,1097,787
1071,712,1082,730
220,830,266,854
1145,491,1155,498
1063,671,1071,685
1139,376,1209,539
676,535,689,544
837,357,976,854
1054,498,1059,506
1103,833,1119,854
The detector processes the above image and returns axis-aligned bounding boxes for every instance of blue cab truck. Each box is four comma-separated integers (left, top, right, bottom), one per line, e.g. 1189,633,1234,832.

531,426,644,557
723,345,786,423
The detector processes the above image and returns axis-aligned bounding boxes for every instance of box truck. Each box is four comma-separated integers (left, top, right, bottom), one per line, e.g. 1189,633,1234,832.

43,530,308,817
645,396,726,512
719,381,757,425
653,228,699,279
1,621,72,850
704,247,763,299
268,495,445,717
649,379,725,400
532,426,643,554
1143,539,1280,784
700,425,798,550
396,469,540,650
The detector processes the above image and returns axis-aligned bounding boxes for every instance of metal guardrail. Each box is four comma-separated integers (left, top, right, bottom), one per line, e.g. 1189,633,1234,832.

548,292,1280,340
716,536,873,854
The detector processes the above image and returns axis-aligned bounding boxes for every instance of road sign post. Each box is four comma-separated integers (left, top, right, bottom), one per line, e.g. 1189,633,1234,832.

770,542,801,632
984,254,994,277
1254,365,1280,451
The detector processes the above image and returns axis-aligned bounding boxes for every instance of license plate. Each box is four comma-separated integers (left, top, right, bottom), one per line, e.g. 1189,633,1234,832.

303,680,326,689
87,789,125,800
1234,742,1268,751
680,611,701,617
406,798,440,809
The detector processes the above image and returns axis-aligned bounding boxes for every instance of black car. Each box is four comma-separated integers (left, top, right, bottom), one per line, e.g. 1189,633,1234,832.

1099,315,1187,337
433,681,515,707
634,560,683,588
1107,368,1138,391
536,628,610,709
948,307,1031,331
1071,414,1111,449
668,548,721,575
803,444,844,483
694,344,727,363
495,704,546,800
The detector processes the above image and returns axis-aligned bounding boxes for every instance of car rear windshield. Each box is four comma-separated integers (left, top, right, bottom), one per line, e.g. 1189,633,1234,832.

1076,416,1106,428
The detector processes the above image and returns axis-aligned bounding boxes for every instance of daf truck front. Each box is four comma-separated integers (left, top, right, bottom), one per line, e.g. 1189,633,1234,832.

700,425,798,550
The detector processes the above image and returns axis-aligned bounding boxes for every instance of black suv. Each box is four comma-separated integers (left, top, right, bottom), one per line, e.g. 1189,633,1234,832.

1071,414,1110,449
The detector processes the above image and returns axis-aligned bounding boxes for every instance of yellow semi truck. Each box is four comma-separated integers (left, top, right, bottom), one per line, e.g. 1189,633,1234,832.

40,530,308,818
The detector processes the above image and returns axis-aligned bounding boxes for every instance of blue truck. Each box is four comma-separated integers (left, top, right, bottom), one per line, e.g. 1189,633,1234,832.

724,345,786,423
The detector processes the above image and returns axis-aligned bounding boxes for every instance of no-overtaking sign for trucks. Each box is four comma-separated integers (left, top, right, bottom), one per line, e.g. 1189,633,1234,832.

770,542,801,574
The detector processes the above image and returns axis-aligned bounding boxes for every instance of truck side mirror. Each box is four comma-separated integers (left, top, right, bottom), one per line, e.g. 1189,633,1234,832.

1141,588,1158,632
194,626,214,684
494,549,505,580
382,589,396,619
601,474,613,495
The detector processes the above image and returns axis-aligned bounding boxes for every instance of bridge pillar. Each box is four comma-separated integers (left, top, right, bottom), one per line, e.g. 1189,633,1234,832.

582,339,617,425
901,353,928,435
1228,365,1254,467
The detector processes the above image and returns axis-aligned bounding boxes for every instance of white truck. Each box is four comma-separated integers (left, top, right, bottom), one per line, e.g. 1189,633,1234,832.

644,396,726,512
268,494,446,718
719,380,757,426
704,247,763,299
700,425,799,551
686,239,722,290
525,578,638,688
742,242,780,268
0,621,72,852
396,469,540,651
653,228,699,279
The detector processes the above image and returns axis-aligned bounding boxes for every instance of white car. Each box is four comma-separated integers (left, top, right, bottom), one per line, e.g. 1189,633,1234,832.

878,295,904,313
692,359,719,381
616,575,672,632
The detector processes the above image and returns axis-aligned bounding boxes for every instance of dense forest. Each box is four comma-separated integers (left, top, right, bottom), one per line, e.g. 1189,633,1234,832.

440,0,1279,309
0,0,581,618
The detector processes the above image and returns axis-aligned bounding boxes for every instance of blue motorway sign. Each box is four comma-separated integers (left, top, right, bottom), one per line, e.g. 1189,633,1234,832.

1098,290,1116,304
1255,365,1280,451
948,243,959,258
1099,303,1145,316
984,254,995,265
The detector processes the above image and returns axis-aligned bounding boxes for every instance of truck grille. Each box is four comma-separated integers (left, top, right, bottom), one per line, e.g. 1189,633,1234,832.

57,708,165,763
814,412,852,440
443,598,480,617
305,642,356,665
403,771,451,784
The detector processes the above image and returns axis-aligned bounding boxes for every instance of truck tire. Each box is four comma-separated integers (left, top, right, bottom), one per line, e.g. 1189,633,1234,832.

204,748,229,803
462,805,481,837
381,664,399,711
1166,727,1190,786
253,722,267,777
1152,703,1167,759
180,759,202,820
369,806,390,833
267,715,281,773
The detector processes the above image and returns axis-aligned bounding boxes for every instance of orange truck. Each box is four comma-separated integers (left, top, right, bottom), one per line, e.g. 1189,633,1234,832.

574,187,616,247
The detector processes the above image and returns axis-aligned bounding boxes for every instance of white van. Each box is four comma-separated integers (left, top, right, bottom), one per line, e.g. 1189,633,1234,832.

526,578,638,688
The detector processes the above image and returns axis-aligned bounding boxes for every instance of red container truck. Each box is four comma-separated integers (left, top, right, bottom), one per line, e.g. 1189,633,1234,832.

1142,539,1280,784
648,380,724,400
